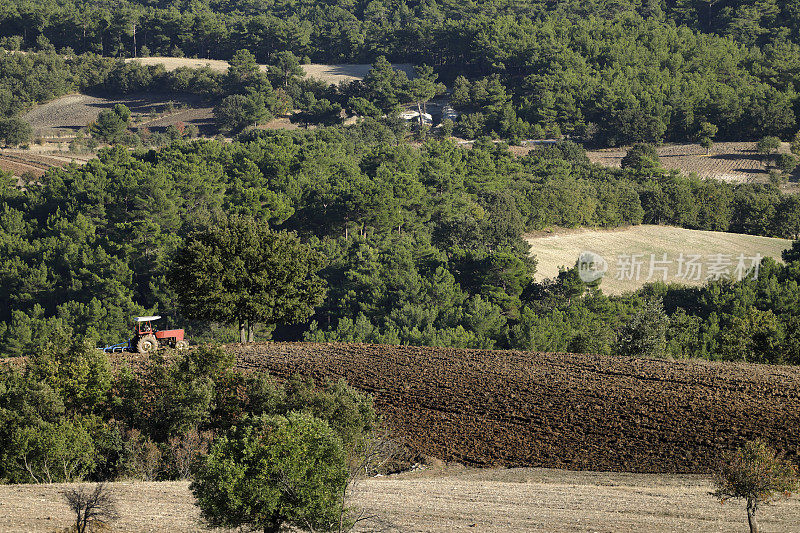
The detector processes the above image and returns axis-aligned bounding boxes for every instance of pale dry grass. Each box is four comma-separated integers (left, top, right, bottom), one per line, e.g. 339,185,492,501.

21,92,212,137
128,57,414,84
1,467,799,532
527,225,792,294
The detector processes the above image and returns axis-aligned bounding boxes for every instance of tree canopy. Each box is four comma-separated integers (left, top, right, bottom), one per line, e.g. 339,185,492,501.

168,215,326,342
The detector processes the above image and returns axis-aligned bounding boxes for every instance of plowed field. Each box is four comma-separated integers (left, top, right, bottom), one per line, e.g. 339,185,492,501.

227,342,800,474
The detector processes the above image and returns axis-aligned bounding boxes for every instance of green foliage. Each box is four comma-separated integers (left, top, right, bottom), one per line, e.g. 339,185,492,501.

713,439,799,533
615,298,669,358
0,129,798,357
296,98,343,127
0,117,32,146
168,215,327,341
268,51,305,89
90,105,130,143
27,340,112,415
776,153,798,174
191,412,348,533
698,122,718,154
621,143,661,171
757,136,782,157
11,417,97,483
213,94,270,134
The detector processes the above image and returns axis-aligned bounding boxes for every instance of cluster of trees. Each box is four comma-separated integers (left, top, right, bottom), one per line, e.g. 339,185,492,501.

2,1,800,143
0,125,798,362
0,341,376,485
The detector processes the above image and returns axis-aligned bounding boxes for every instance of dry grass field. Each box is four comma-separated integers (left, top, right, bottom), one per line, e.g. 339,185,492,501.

586,141,794,184
128,57,414,84
21,92,214,138
527,225,793,294
2,467,799,532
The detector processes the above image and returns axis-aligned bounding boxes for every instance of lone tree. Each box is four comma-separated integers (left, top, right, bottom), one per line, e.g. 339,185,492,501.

169,215,326,343
213,93,270,134
756,136,782,168
621,142,660,171
61,483,119,533
90,104,131,143
713,439,798,533
191,412,349,533
697,121,718,154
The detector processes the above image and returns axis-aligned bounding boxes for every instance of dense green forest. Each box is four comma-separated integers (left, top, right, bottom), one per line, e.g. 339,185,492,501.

1,125,798,362
2,0,800,142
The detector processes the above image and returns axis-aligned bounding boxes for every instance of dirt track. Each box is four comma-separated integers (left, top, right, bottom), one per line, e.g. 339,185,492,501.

2,468,799,532
227,342,800,474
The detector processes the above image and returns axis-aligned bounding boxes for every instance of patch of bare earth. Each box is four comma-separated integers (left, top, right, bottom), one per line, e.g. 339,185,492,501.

586,142,794,184
1,469,799,532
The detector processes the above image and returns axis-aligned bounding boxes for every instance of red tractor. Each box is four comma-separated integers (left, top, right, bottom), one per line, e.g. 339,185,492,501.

131,316,188,354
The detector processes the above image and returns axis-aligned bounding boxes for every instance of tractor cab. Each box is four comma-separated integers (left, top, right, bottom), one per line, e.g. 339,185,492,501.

135,315,160,335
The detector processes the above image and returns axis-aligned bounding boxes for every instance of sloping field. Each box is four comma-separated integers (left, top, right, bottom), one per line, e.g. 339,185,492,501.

21,92,214,137
0,149,88,178
586,141,792,184
129,57,415,84
527,225,792,294
3,469,800,532
227,342,800,474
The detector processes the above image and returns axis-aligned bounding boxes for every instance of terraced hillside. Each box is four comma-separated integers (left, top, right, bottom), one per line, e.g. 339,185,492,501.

227,342,800,474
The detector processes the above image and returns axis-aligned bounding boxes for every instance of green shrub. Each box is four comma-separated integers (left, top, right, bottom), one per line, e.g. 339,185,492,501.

191,412,348,533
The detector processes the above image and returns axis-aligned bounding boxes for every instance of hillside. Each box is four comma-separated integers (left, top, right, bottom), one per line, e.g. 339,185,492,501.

224,342,800,474
527,225,793,294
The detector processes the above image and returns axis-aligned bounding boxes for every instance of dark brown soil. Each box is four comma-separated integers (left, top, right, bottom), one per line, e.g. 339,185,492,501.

227,342,800,474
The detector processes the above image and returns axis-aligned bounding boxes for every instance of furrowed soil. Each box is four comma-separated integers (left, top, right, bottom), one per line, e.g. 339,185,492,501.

2,468,800,532
226,342,800,474
585,141,794,184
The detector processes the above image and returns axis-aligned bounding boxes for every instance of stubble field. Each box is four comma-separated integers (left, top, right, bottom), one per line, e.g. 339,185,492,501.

1,467,799,532
21,92,214,139
128,57,414,84
526,224,793,294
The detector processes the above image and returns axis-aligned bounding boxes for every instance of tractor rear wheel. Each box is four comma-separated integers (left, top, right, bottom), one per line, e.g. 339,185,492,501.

175,340,189,350
136,334,159,354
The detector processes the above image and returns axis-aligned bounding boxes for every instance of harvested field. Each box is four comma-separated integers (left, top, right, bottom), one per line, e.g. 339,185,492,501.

128,57,414,84
585,141,794,184
527,224,792,294
0,154,45,178
226,342,800,474
21,92,215,137
2,468,800,532
0,149,89,178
